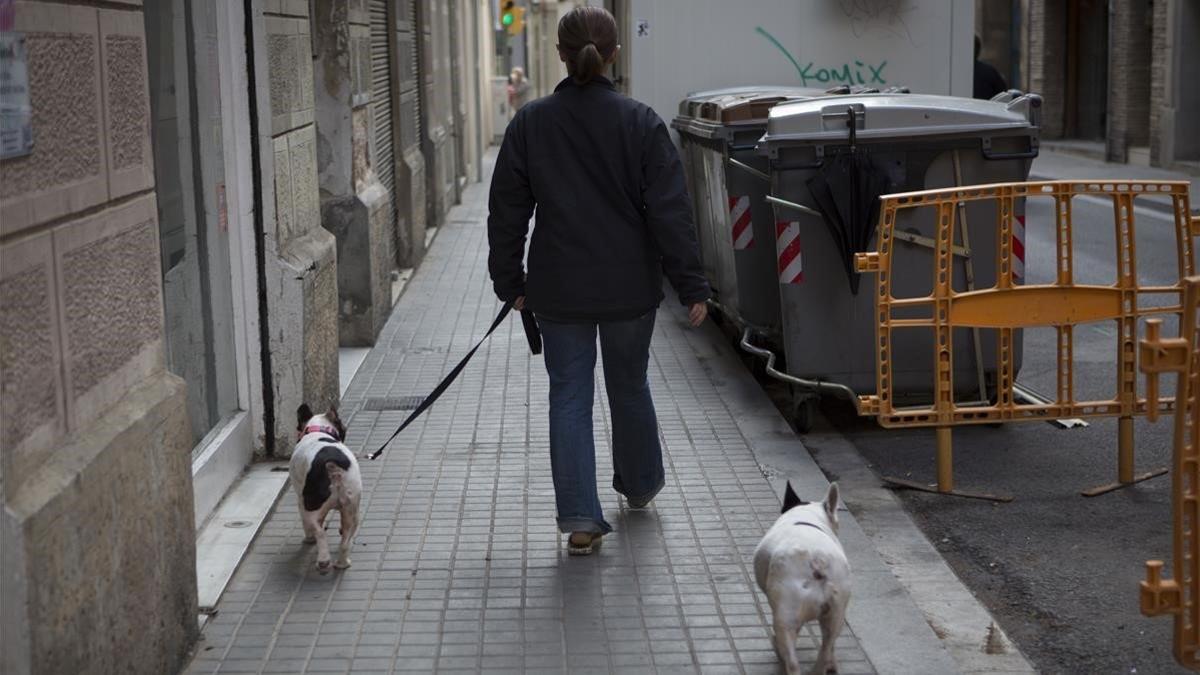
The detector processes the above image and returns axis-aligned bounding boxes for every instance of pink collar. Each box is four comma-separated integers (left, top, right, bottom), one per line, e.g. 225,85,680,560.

302,424,341,440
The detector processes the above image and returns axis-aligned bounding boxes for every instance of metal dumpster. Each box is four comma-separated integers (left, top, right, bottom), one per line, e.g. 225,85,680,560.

671,86,825,340
757,93,1042,420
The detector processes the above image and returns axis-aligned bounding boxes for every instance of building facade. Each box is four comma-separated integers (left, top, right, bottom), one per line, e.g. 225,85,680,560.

976,0,1199,171
0,0,495,672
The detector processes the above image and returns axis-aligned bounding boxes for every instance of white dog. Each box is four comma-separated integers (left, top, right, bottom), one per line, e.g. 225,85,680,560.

290,404,361,573
754,482,851,675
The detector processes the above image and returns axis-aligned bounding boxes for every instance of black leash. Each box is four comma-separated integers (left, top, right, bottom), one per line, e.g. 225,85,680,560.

365,301,541,460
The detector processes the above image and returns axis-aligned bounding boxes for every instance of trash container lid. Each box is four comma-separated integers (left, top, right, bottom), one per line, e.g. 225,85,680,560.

675,86,824,120
702,88,828,125
761,93,1041,146
673,87,830,140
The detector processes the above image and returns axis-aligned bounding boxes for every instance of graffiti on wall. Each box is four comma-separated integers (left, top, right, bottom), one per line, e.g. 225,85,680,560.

754,26,889,88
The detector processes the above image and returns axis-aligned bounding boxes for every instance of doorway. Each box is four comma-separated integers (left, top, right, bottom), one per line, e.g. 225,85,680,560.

144,0,257,526
1064,0,1108,140
1173,0,1200,163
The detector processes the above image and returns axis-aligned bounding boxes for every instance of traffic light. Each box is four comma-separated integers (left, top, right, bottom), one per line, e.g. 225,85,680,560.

508,7,525,35
500,0,524,36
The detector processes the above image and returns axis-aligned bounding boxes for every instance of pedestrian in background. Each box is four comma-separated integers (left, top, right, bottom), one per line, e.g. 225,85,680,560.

507,67,531,112
973,34,1008,100
487,6,710,555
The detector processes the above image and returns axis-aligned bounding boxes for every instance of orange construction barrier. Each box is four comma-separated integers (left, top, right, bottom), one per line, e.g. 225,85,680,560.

855,180,1194,500
1139,276,1200,670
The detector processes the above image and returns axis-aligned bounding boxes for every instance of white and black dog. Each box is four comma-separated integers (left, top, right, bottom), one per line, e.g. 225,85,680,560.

754,482,851,675
291,404,361,573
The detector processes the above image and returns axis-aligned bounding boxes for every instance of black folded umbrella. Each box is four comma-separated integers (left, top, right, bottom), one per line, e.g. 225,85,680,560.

803,110,890,294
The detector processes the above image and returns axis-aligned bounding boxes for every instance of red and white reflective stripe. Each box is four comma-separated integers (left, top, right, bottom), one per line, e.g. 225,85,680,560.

729,195,754,250
776,221,804,284
1012,214,1026,279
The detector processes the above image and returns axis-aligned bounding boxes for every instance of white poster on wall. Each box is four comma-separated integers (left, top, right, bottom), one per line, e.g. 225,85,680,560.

0,29,32,160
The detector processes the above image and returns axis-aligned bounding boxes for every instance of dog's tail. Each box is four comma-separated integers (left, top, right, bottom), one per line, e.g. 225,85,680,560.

808,555,832,583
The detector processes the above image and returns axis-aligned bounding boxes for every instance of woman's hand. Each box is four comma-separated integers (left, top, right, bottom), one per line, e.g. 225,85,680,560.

688,302,707,327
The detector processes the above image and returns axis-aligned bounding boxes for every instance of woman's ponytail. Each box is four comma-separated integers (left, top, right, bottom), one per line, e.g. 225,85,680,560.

575,43,604,84
558,7,618,85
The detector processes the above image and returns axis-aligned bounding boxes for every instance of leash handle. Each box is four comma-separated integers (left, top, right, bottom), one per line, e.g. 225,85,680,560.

366,301,533,460
521,308,542,355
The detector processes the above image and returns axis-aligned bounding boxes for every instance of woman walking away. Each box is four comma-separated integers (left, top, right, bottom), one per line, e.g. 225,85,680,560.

487,6,710,556
507,67,531,112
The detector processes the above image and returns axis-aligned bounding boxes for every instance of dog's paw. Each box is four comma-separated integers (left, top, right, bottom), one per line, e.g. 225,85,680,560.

316,559,332,575
334,557,351,570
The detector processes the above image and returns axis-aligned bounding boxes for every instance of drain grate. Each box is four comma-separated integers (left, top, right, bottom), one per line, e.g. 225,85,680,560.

364,396,425,411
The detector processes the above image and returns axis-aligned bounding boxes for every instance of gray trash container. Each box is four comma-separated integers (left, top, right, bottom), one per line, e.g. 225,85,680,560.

671,86,825,340
758,93,1041,408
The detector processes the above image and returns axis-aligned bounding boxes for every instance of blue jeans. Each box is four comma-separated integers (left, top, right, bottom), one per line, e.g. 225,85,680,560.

538,311,665,534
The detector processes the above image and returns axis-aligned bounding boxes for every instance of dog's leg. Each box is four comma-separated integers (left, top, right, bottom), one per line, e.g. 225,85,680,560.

312,502,335,573
298,496,316,544
334,502,357,569
813,596,848,675
773,615,803,675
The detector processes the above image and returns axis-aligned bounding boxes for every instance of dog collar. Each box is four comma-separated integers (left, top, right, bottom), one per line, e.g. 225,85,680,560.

791,520,835,538
302,424,341,441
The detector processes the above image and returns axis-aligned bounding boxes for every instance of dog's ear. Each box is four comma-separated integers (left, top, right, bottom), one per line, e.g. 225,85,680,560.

327,405,346,440
297,403,314,431
782,481,806,513
824,482,840,524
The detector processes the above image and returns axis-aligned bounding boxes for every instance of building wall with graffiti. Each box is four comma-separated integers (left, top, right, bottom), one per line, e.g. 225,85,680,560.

620,0,973,127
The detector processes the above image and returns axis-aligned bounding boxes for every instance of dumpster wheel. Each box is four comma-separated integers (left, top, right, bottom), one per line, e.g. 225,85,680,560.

789,393,818,433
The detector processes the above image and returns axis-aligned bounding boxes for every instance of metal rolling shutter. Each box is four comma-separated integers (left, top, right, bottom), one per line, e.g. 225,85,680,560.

370,0,396,230
398,0,419,153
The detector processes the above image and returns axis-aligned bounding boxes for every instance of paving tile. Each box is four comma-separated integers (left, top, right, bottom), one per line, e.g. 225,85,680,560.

180,150,875,675
261,659,308,673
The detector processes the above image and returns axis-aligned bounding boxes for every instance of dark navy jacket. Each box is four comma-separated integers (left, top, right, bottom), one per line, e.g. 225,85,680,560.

487,76,710,322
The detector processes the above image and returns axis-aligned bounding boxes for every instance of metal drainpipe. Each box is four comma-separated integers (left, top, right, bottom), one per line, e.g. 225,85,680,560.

243,0,276,457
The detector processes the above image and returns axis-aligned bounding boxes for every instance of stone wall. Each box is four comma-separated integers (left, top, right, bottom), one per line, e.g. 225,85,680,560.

261,0,340,450
0,2,196,673
1149,0,1170,166
313,0,393,346
1150,0,1200,167
1106,0,1152,162
1025,0,1067,139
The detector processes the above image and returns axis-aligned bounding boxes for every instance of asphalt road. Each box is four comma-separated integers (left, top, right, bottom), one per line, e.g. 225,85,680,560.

755,194,1193,673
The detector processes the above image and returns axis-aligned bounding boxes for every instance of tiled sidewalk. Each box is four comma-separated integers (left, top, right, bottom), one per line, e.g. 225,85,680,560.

183,156,876,675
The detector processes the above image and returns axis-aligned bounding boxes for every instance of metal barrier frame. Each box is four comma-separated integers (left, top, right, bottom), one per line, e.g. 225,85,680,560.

855,179,1194,500
1140,277,1200,670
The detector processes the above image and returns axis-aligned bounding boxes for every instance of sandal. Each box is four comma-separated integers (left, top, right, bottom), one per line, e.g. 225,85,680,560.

567,531,603,556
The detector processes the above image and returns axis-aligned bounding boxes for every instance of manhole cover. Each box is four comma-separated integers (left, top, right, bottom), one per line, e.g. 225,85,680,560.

224,520,252,529
364,396,425,411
